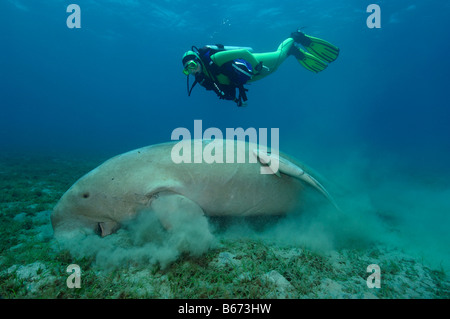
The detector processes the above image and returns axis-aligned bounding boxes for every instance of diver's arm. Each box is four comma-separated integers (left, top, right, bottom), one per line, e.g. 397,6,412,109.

210,49,260,68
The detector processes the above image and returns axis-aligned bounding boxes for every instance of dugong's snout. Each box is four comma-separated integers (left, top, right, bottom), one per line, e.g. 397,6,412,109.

51,200,95,236
52,197,120,238
51,200,70,233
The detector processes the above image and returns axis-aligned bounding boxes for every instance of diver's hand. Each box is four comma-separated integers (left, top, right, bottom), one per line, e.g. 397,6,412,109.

236,100,248,107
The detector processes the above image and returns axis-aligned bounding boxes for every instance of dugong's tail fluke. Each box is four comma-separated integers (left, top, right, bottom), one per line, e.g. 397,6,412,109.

253,149,341,212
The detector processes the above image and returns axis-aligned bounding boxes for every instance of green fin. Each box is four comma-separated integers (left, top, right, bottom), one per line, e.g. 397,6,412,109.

291,31,340,63
290,46,328,73
304,36,340,63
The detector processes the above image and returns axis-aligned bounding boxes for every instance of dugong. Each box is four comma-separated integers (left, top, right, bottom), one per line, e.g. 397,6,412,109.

52,139,336,237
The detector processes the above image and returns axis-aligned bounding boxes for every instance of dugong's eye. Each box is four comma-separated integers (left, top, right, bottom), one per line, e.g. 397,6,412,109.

82,192,90,199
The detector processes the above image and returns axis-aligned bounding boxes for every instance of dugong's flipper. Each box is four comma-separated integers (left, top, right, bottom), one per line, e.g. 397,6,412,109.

253,149,340,211
151,193,206,230
149,193,214,253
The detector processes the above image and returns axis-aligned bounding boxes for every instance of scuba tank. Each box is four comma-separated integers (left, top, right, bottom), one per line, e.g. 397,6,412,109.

205,45,254,52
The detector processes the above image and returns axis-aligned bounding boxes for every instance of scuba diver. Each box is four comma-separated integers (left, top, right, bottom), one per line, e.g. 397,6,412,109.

182,30,339,107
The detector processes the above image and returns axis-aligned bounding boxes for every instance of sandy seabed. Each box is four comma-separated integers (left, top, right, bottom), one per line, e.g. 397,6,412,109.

0,152,448,299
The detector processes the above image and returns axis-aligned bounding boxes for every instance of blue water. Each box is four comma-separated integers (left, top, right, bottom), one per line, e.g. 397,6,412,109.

1,1,450,271
1,0,449,162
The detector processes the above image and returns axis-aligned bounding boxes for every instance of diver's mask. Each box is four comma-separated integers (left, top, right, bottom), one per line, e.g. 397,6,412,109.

183,60,199,75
